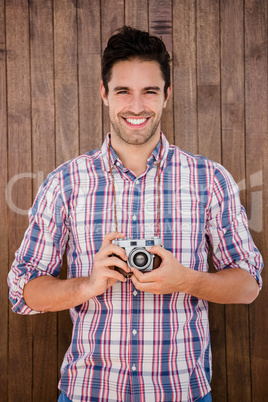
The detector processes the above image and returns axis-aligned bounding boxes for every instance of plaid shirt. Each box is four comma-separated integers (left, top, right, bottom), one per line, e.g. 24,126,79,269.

8,133,263,401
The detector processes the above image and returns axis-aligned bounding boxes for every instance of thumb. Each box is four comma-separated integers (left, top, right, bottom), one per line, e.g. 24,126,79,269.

146,245,168,259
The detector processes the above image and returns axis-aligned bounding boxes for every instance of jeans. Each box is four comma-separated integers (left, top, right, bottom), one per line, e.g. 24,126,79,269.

58,391,212,401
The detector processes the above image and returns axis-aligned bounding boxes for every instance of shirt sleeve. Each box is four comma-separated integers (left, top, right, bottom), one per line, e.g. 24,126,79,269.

206,163,263,289
7,172,69,314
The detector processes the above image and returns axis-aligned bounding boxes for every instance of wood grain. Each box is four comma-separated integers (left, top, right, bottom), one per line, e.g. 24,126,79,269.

196,0,221,163
0,1,8,400
220,1,252,401
6,0,33,400
29,1,58,400
54,0,79,165
53,0,79,390
125,0,148,30
149,0,174,143
196,2,225,400
78,0,103,153
101,0,124,138
2,1,267,400
173,0,198,153
245,0,268,400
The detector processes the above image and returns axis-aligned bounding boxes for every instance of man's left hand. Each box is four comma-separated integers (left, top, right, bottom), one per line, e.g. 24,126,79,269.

130,246,189,294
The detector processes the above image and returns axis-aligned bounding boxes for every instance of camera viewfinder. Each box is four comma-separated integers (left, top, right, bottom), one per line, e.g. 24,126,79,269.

146,240,155,246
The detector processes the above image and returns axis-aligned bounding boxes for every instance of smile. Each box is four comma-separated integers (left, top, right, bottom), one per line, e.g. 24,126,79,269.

123,117,150,127
126,118,148,125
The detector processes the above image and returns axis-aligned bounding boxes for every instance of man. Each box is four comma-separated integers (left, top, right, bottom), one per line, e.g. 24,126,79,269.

8,26,263,401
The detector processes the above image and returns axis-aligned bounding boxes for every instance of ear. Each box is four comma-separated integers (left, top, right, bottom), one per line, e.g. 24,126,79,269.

100,81,109,106
163,85,172,108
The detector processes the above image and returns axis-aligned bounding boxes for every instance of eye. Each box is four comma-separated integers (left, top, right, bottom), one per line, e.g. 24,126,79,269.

117,90,128,95
146,90,157,95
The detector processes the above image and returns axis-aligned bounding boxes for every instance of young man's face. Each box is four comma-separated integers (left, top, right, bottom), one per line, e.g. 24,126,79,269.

101,59,171,147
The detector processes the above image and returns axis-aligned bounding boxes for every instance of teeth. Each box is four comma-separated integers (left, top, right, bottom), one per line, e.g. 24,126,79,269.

126,118,148,125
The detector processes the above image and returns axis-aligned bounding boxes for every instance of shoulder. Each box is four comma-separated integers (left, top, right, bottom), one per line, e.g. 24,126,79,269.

50,148,102,179
35,148,103,202
169,144,239,205
170,144,235,181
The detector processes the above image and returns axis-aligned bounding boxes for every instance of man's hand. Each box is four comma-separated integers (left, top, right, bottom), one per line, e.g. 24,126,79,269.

88,232,131,296
130,245,259,304
130,245,189,294
24,232,131,312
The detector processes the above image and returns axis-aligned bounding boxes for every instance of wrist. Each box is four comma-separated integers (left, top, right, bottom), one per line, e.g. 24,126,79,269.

177,264,201,295
77,276,94,301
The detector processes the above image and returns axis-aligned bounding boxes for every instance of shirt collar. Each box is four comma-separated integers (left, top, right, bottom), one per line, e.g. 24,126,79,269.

101,132,170,172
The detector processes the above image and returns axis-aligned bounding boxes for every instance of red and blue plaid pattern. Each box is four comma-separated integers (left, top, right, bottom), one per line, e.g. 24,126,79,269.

8,133,263,401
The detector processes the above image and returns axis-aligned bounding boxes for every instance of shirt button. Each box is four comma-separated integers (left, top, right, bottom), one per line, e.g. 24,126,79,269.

132,215,137,221
132,364,137,372
135,180,140,185
116,161,120,166
133,290,138,296
132,329,137,336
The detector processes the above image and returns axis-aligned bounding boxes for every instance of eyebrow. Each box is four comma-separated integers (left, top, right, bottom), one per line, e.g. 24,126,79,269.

113,86,161,92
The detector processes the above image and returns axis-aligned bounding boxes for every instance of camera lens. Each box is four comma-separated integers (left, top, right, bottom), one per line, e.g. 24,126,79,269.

133,252,148,267
128,248,152,271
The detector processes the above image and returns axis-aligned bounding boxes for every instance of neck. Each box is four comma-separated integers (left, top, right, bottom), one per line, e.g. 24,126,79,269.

110,133,161,177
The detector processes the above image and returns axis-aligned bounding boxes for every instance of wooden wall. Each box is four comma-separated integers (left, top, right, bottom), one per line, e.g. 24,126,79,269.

1,0,267,400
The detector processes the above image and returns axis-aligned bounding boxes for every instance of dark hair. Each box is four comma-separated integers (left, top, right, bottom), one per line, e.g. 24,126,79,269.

102,26,171,98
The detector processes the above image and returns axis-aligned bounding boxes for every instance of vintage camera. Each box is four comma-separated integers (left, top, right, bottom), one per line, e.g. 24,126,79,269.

113,237,162,277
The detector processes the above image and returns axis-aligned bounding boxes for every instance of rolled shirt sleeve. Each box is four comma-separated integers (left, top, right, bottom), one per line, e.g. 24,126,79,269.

207,163,263,288
8,171,69,314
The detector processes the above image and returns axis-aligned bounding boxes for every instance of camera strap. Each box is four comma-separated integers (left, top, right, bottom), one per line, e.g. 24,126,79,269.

108,134,163,237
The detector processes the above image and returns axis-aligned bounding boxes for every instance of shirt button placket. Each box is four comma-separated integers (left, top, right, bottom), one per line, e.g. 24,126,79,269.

131,287,139,393
132,178,140,238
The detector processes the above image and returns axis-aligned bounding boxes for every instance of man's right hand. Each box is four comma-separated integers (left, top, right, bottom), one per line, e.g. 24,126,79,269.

87,231,130,296
23,232,130,312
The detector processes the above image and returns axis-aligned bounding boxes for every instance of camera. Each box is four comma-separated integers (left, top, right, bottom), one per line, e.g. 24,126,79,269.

113,237,162,277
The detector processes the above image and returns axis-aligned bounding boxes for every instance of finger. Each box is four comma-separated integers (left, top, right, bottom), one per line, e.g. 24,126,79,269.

100,232,125,249
96,256,130,274
98,244,128,261
146,245,168,259
104,267,128,283
131,267,155,282
131,274,157,293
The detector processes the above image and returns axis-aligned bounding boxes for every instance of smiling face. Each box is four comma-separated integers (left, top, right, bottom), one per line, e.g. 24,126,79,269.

101,59,171,148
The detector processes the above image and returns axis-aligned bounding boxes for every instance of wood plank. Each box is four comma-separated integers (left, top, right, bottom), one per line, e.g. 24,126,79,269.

149,0,173,143
0,1,8,400
53,0,79,391
101,0,124,138
196,4,224,399
172,0,198,153
77,0,102,153
6,0,33,400
221,0,246,186
29,1,58,400
54,0,79,165
125,0,148,31
220,1,251,400
196,0,221,163
208,302,227,401
245,0,268,400
149,0,172,53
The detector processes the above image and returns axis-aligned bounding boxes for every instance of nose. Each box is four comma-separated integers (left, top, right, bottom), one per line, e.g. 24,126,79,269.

129,93,145,115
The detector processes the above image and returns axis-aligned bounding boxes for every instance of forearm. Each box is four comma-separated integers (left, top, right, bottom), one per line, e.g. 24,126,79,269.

23,275,93,312
183,267,259,304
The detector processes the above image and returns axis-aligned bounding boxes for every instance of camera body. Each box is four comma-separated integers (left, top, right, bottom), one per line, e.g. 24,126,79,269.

113,237,162,277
